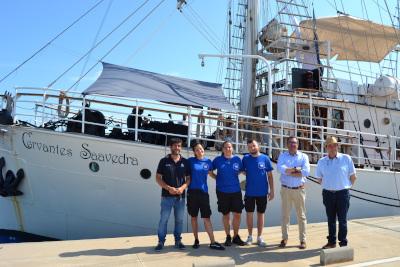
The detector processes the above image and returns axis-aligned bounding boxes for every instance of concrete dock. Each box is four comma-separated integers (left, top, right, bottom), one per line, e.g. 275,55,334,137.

1,216,400,266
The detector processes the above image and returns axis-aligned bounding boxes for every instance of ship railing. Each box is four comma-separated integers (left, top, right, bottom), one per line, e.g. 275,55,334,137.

12,87,400,170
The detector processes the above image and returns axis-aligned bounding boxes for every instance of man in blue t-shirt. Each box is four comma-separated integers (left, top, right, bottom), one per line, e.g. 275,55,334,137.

211,141,246,246
242,139,274,247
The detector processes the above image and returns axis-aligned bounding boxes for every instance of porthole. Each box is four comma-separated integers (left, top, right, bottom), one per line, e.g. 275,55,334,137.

140,169,151,179
383,117,390,125
364,119,371,129
89,162,99,172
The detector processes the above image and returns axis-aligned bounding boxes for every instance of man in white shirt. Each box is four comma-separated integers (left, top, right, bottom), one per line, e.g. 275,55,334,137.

315,136,357,249
277,136,310,249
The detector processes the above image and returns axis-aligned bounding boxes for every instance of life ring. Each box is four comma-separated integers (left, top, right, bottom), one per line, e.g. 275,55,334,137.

57,92,70,118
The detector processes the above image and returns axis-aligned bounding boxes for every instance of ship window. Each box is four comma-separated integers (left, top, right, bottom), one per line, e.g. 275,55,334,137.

332,109,344,129
272,103,277,120
296,103,310,125
313,106,328,127
262,104,268,117
364,119,371,129
254,106,261,117
260,104,276,119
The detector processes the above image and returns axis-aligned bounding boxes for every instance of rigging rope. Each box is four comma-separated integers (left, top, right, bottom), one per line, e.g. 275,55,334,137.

71,0,114,92
48,0,151,88
216,1,230,84
181,9,221,52
123,7,176,65
306,175,400,208
67,0,167,90
341,0,386,165
187,5,222,47
180,1,242,86
269,158,400,207
0,0,106,85
379,0,400,207
330,0,378,165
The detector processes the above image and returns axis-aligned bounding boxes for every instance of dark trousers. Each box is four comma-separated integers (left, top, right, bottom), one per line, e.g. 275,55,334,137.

322,189,350,246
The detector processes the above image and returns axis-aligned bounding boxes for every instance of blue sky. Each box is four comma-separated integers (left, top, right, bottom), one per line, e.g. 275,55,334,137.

0,0,398,94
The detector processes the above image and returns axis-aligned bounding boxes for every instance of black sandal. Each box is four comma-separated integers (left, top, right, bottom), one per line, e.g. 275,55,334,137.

209,242,225,250
192,239,200,249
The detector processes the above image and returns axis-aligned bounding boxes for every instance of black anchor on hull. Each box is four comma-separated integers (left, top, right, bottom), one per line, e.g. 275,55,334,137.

0,157,24,197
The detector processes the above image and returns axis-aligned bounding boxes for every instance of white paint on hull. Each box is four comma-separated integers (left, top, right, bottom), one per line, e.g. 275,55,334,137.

0,126,399,240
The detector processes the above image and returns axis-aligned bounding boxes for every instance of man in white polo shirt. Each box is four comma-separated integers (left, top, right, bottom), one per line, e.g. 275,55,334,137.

315,136,357,249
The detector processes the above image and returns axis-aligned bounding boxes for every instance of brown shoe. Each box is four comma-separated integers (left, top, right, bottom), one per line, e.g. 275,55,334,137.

322,243,336,249
299,241,306,249
279,239,287,248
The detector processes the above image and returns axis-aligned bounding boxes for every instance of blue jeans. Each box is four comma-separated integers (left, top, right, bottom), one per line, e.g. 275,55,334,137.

157,196,185,244
322,189,350,246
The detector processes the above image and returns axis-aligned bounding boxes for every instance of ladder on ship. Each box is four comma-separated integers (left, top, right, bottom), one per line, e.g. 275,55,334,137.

223,0,248,107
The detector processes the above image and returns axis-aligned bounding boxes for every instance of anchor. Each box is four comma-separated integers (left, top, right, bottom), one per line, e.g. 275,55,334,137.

0,157,24,197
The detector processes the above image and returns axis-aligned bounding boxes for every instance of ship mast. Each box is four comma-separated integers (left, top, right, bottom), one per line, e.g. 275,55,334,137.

396,0,399,77
240,0,259,115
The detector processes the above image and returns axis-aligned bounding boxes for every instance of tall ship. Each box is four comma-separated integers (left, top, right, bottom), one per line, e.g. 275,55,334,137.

0,0,399,241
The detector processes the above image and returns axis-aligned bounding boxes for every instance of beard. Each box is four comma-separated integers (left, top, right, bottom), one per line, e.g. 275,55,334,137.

250,150,258,155
171,150,180,155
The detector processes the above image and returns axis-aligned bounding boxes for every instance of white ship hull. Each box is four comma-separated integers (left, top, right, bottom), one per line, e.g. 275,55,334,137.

0,125,399,240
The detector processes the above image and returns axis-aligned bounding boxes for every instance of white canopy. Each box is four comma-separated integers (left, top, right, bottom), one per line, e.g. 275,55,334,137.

83,62,237,112
298,15,400,62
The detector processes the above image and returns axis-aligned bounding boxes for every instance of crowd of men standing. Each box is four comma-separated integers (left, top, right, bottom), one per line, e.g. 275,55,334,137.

154,135,357,252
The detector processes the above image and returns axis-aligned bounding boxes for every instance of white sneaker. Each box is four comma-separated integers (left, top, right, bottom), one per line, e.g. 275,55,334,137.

257,236,267,247
246,235,253,245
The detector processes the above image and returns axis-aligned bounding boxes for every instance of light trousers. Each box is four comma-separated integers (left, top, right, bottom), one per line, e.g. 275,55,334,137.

280,186,307,242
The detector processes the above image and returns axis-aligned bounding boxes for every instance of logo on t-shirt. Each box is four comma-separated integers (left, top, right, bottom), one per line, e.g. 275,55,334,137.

258,162,265,170
203,163,209,170
233,163,240,171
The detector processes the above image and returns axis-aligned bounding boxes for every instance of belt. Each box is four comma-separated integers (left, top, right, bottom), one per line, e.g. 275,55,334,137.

323,188,348,193
282,185,304,190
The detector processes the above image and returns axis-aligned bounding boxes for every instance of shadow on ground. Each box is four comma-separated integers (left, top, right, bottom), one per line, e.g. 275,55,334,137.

59,242,321,265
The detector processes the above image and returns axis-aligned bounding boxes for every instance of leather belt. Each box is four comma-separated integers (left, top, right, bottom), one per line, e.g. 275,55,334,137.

282,185,304,190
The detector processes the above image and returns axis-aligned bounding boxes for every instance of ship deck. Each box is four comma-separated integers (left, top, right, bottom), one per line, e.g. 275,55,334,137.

1,216,400,266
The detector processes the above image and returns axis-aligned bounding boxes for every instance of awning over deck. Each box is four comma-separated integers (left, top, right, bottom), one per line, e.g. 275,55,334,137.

298,15,400,62
83,62,237,112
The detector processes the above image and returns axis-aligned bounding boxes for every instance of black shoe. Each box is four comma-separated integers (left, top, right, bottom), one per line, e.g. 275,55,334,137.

339,242,347,247
210,242,225,250
192,239,200,249
224,235,232,246
322,242,337,249
155,242,164,251
232,235,246,246
279,239,287,248
175,241,186,250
